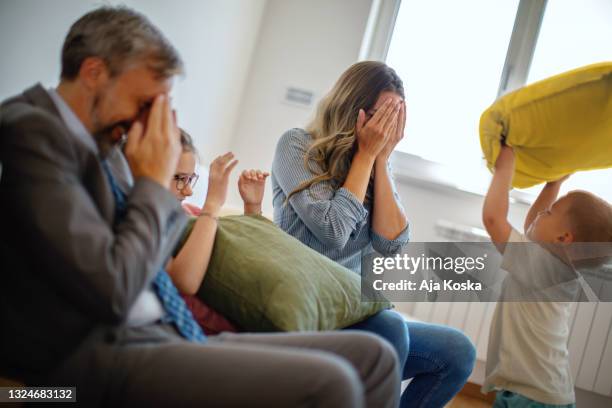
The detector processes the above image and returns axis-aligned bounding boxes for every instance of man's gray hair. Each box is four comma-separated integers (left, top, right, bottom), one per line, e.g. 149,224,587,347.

61,6,183,80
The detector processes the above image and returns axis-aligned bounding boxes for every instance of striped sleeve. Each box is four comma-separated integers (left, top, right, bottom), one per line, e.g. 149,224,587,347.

272,128,368,250
371,226,410,255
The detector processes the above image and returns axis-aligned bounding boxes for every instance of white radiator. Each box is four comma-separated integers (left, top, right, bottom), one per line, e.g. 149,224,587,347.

395,220,612,398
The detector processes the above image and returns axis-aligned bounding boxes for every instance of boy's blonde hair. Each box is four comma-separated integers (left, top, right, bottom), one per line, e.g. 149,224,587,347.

565,191,612,242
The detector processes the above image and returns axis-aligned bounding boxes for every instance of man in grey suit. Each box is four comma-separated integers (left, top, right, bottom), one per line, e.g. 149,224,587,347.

0,6,399,407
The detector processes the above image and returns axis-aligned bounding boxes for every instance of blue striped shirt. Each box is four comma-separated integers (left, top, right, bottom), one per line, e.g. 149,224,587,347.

271,128,410,273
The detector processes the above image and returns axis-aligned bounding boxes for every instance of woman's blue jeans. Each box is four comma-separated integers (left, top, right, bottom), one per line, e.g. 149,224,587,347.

346,310,476,408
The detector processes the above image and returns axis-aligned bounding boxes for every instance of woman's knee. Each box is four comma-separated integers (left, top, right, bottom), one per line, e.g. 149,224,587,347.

353,310,409,364
443,327,476,379
406,321,476,381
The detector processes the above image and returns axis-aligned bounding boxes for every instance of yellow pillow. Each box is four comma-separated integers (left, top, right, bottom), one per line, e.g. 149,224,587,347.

480,62,612,188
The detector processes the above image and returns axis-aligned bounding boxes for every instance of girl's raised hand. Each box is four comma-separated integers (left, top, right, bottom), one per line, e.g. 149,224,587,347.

203,152,238,213
238,169,269,213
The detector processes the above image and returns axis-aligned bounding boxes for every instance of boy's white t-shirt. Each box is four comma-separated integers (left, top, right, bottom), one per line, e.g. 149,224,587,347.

482,228,578,405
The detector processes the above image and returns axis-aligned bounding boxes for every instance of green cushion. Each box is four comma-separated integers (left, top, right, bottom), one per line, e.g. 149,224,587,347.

178,214,391,332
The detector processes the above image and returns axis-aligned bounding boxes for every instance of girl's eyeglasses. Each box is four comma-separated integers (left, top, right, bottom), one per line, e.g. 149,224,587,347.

173,173,199,190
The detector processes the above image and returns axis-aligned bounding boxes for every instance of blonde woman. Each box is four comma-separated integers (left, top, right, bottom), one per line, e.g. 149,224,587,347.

272,61,476,408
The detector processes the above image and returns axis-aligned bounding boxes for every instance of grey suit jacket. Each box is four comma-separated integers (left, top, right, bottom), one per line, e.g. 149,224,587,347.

0,84,188,382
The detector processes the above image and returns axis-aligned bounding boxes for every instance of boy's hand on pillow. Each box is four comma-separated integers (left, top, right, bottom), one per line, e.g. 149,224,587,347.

483,144,514,245
495,145,515,172
547,174,572,186
239,169,269,215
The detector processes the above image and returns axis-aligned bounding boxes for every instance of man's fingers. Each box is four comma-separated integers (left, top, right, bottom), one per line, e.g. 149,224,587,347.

124,121,144,157
147,94,165,136
163,97,175,146
170,108,180,142
160,95,169,138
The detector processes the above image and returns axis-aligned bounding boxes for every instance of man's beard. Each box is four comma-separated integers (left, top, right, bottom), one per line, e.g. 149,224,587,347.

91,92,131,155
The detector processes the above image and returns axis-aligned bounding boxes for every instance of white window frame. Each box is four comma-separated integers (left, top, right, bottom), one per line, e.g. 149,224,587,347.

361,0,548,204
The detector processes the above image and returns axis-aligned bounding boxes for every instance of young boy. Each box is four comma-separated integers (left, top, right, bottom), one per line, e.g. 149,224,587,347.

481,144,612,407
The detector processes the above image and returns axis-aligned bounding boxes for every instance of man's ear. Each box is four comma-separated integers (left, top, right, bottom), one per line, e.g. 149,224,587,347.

78,57,110,89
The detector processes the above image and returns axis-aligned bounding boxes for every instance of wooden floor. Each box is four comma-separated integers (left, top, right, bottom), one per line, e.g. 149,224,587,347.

446,382,494,408
447,394,492,408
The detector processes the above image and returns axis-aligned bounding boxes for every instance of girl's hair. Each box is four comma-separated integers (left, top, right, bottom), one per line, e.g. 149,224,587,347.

179,128,197,154
286,61,404,203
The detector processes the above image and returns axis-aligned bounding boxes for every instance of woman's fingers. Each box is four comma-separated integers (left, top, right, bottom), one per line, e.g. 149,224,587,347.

355,109,366,134
381,99,402,127
394,101,405,139
385,118,398,145
371,99,394,125
381,105,400,136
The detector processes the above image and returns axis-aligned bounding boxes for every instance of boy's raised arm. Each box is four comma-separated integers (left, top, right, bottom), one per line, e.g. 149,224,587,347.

524,176,569,232
482,145,514,244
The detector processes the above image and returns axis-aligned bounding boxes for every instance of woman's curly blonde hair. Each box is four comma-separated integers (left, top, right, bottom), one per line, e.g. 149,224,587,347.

287,61,404,203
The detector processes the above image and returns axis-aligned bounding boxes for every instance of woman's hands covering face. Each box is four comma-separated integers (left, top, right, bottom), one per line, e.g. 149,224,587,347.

377,100,405,162
355,98,403,161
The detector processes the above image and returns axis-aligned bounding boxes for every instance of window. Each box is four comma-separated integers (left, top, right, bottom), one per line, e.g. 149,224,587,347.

386,0,520,193
377,0,612,201
523,0,612,199
527,0,612,84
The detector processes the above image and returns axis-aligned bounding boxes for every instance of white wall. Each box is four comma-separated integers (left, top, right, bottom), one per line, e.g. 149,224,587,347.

221,0,531,234
0,0,266,166
224,0,374,210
